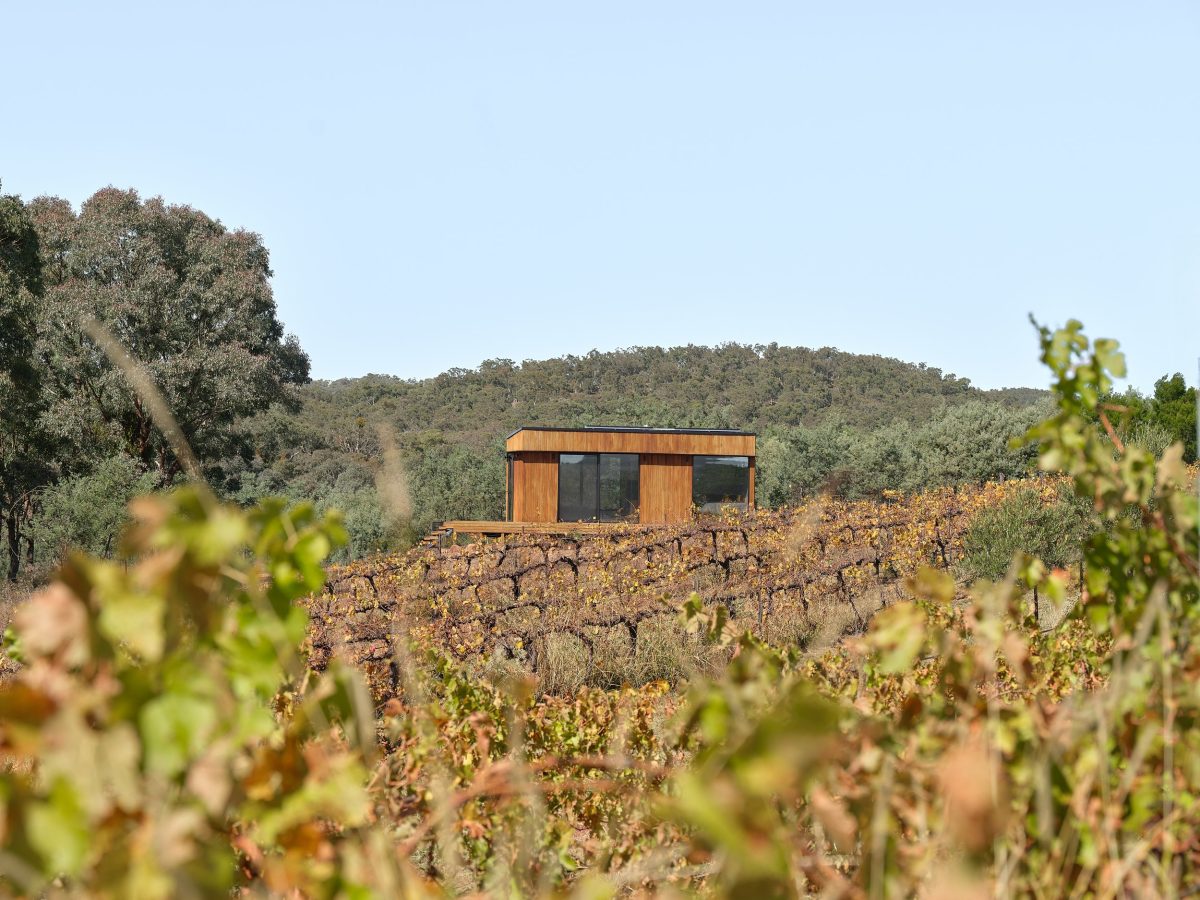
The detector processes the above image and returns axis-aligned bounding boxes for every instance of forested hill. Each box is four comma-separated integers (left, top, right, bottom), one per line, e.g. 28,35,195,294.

299,343,1045,439
200,343,1053,559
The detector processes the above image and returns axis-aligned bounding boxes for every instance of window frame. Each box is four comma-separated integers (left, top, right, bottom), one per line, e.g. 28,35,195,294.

691,454,751,514
557,452,640,523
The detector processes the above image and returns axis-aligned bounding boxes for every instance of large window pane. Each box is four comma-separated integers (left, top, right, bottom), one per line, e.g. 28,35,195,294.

598,453,640,522
506,456,514,521
692,455,749,514
558,453,641,522
558,453,599,522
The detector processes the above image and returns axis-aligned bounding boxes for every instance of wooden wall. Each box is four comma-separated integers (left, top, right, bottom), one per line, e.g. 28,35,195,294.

507,429,754,457
510,451,756,524
639,454,693,523
510,452,558,522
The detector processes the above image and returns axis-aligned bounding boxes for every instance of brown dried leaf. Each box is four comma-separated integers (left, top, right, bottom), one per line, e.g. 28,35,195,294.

187,739,233,817
809,785,857,851
16,583,90,668
937,739,1006,853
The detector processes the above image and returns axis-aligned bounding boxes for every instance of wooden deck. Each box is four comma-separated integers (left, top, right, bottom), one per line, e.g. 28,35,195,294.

420,520,643,548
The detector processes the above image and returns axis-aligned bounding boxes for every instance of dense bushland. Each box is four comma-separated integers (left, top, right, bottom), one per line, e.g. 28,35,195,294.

0,319,1196,897
226,333,1191,549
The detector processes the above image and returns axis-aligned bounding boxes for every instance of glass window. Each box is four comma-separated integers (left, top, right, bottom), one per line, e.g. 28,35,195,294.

558,454,598,522
558,453,640,522
692,455,749,514
598,453,639,522
506,455,514,521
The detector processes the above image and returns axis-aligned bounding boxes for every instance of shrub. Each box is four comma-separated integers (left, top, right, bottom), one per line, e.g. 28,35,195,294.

0,490,385,897
959,484,1089,582
28,454,158,567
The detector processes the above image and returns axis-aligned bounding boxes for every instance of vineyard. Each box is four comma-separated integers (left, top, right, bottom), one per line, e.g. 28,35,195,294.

308,479,1059,698
0,321,1197,897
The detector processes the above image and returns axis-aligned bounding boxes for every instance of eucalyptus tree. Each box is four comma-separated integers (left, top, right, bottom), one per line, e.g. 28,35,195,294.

27,188,311,486
0,186,53,580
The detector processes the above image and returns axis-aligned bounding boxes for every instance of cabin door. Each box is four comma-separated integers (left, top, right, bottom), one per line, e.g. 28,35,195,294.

557,453,640,522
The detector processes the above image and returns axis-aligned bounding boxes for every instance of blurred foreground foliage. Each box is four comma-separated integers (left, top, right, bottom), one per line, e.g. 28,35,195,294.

0,319,1197,897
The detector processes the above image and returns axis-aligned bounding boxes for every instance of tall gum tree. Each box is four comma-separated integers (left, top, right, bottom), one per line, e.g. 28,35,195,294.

28,188,310,486
0,185,50,580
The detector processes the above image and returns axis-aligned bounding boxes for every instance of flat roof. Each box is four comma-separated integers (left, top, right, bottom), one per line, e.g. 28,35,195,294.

505,425,756,456
506,425,755,439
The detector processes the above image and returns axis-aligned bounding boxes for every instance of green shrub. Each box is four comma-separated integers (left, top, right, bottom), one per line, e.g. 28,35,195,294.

0,490,382,897
960,484,1089,581
29,455,158,566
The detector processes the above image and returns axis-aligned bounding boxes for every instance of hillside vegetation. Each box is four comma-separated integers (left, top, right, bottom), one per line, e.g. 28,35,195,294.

224,341,1194,557
5,184,1194,581
223,346,1055,555
303,343,1043,435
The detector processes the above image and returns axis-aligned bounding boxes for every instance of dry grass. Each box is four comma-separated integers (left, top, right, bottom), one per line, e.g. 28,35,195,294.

0,579,35,681
522,615,730,695
748,582,902,659
527,586,900,694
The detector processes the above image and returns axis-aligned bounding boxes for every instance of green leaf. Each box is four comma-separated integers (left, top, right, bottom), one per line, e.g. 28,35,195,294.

27,778,91,877
140,690,219,779
98,589,165,662
870,603,927,674
907,567,955,604
698,693,730,744
1092,338,1126,379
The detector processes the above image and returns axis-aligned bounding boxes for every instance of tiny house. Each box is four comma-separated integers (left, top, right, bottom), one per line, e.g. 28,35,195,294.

505,426,756,524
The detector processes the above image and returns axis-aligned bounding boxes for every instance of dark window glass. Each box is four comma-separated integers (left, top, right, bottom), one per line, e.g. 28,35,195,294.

692,456,749,513
558,453,641,522
506,456,514,521
598,453,639,522
558,454,598,522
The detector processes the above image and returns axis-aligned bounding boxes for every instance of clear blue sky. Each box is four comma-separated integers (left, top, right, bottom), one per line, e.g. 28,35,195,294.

3,2,1197,392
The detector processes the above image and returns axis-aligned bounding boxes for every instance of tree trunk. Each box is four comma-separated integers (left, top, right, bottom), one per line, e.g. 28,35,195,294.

22,494,35,568
5,512,20,582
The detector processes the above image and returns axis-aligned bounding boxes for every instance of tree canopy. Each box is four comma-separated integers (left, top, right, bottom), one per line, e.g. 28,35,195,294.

28,188,310,482
2,187,308,580
1148,373,1197,461
0,184,50,581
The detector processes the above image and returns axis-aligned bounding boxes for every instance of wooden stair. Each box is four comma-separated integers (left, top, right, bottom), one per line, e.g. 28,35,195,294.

418,522,453,549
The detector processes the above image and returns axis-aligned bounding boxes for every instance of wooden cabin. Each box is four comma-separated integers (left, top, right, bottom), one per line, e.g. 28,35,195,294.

505,426,755,524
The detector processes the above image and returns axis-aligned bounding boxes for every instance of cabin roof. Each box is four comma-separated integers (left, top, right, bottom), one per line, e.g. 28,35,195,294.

505,425,755,439
504,425,756,456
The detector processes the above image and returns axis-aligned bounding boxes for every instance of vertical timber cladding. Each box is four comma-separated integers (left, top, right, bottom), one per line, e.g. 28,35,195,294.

511,452,558,522
639,454,693,523
505,427,756,524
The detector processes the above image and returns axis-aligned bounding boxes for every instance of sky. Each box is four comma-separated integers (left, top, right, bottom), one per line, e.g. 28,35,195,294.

2,1,1197,392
